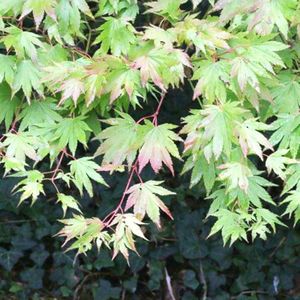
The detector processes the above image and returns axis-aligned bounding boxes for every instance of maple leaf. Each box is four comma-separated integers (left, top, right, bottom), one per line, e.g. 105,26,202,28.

236,119,273,160
20,0,57,29
266,149,296,180
281,163,300,195
18,98,62,131
214,0,296,38
13,60,43,101
0,83,20,130
49,116,91,155
0,0,24,15
270,113,300,158
69,157,108,197
42,59,88,105
143,26,176,48
145,0,186,22
98,0,139,20
57,193,82,217
197,103,244,161
104,62,142,104
253,208,285,232
110,214,147,261
13,170,45,205
94,112,146,168
94,17,137,56
271,71,300,113
229,39,288,92
218,162,252,192
192,60,230,103
57,215,88,245
208,209,248,246
247,0,296,39
174,15,232,54
67,218,110,255
0,54,16,86
125,180,174,227
282,187,300,225
1,132,40,167
1,26,43,60
138,122,181,175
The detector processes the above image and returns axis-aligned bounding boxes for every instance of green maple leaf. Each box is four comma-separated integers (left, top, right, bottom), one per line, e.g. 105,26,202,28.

270,114,300,158
208,209,248,245
214,0,296,38
0,83,20,130
21,0,57,29
247,0,296,38
271,72,300,113
218,162,252,192
1,26,43,60
234,175,276,208
104,62,142,104
110,214,146,261
143,26,176,48
145,0,186,22
18,98,62,131
69,157,108,197
125,180,174,227
98,0,139,19
13,60,43,101
94,17,137,56
0,0,23,15
95,112,146,168
67,218,110,255
138,122,181,175
13,170,45,205
281,163,300,195
57,193,82,217
174,16,231,54
57,214,88,244
266,149,296,180
49,116,91,155
282,187,300,225
236,119,273,160
132,45,190,90
253,208,284,232
230,39,288,92
1,132,40,168
197,103,244,161
192,60,230,103
0,54,16,86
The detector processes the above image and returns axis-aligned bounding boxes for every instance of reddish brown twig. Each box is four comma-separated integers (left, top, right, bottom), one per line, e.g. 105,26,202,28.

103,92,166,227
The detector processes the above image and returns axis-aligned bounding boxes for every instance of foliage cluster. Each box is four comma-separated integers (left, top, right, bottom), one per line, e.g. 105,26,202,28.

0,0,300,273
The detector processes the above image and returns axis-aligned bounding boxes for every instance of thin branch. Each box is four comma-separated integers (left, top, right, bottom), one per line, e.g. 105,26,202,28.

199,260,207,300
165,267,176,300
102,92,167,227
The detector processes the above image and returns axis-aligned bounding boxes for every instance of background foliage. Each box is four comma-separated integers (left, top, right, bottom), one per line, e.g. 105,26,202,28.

1,0,300,299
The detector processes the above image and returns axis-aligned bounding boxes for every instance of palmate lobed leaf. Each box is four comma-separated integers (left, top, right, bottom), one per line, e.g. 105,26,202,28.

57,193,82,217
69,157,108,197
125,180,174,227
94,112,146,168
282,187,300,225
94,17,137,56
20,0,57,29
49,116,91,155
110,214,147,261
138,122,181,175
1,26,43,60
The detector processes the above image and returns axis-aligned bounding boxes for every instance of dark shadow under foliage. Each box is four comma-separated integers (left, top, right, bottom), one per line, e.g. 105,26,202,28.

0,87,300,300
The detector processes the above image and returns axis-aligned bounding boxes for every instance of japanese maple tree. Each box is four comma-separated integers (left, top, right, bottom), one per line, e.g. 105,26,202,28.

0,0,300,261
